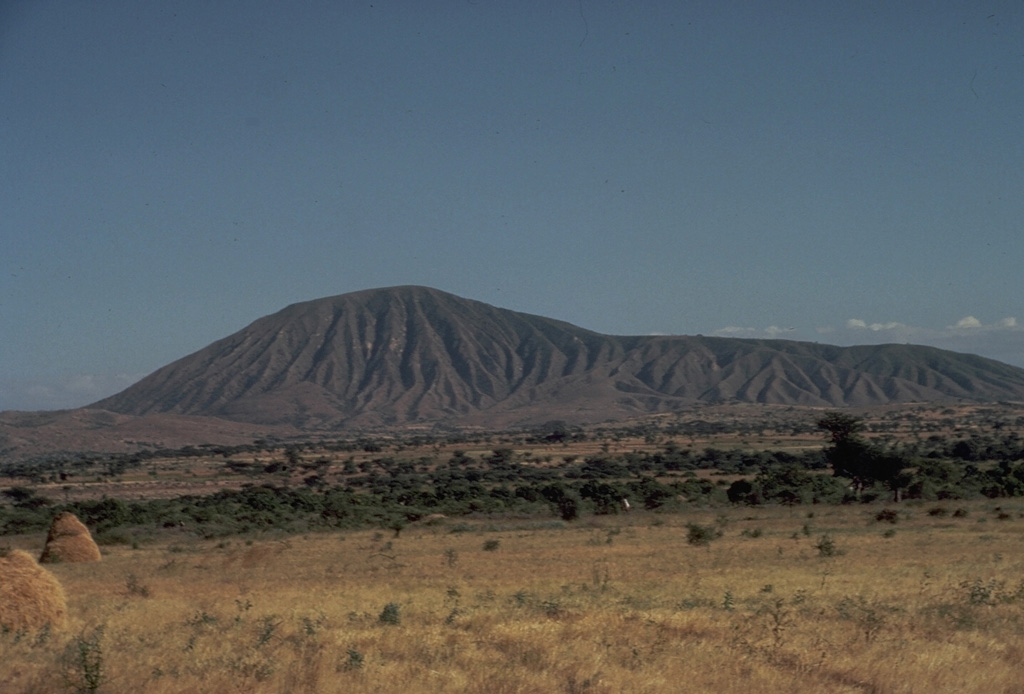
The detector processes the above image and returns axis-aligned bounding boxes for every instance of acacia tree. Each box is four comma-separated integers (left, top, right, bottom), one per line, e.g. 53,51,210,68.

817,412,909,500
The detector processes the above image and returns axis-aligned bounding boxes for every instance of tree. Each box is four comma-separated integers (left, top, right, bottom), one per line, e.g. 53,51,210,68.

817,412,908,501
818,412,872,495
2,486,52,510
817,411,865,446
579,480,624,514
539,483,580,521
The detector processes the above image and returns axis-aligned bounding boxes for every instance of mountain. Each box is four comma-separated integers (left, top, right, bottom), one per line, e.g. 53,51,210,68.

89,286,1024,428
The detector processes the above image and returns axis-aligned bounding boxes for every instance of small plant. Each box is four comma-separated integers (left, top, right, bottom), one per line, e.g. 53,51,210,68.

378,602,401,625
35,624,52,646
186,610,218,628
342,648,364,670
952,507,969,518
125,573,151,597
61,626,105,694
444,548,459,567
961,578,1002,606
686,522,720,547
387,518,407,537
443,585,462,625
875,509,900,524
591,560,610,590
234,598,253,623
836,596,887,643
255,616,280,647
565,671,602,694
815,534,842,557
757,596,792,655
300,611,326,637
741,527,763,538
540,598,563,618
482,539,500,552
722,590,735,611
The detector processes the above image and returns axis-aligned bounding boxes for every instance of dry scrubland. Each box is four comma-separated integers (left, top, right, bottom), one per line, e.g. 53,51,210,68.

5,503,1024,693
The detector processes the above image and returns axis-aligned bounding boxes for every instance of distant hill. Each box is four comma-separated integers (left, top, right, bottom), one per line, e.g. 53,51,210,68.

88,286,1024,428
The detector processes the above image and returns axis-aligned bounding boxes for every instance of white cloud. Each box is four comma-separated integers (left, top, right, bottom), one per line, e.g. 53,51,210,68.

712,326,758,336
814,315,1024,368
951,316,982,329
727,314,1024,368
846,319,908,332
711,325,795,339
947,315,1019,332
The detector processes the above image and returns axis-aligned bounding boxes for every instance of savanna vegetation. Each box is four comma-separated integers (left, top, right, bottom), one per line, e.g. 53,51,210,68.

3,403,1024,692
3,404,1024,543
5,501,1024,692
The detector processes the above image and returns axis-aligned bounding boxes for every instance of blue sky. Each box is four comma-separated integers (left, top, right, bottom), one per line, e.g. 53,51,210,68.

2,1,1022,411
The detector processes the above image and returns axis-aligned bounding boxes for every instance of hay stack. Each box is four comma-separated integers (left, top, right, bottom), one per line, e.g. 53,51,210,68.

0,549,68,632
39,512,101,564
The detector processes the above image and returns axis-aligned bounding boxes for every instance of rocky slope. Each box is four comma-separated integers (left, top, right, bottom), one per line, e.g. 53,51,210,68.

87,286,1024,429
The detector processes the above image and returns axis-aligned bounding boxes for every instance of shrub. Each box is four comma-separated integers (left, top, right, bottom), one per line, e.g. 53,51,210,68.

686,522,720,547
378,603,400,625
875,509,900,524
343,648,364,670
124,573,151,598
61,626,105,694
557,496,579,522
815,534,843,557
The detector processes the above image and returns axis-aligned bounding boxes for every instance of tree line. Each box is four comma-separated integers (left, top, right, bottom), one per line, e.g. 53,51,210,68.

3,412,1024,539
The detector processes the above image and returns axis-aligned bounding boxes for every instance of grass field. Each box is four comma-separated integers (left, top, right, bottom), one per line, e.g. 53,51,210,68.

5,500,1024,693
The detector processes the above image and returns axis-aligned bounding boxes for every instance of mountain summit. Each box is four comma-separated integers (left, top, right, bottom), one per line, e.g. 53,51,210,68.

91,286,1024,428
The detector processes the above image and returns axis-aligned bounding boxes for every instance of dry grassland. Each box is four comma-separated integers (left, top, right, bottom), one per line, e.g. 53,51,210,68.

4,502,1024,693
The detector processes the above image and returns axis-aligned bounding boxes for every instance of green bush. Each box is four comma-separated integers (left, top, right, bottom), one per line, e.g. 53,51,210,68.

686,522,720,547
875,509,900,524
815,534,843,557
378,603,401,626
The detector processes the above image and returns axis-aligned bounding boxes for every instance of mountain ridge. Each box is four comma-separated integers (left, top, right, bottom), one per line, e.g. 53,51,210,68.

88,286,1024,428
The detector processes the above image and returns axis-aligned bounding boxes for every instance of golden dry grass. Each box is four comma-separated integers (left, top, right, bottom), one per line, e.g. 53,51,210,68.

0,549,68,635
39,512,101,564
4,502,1024,693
